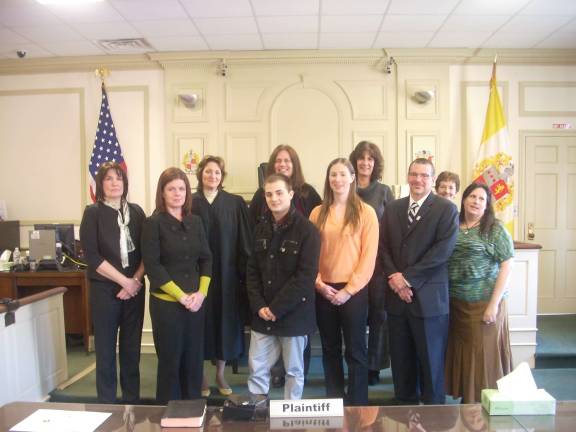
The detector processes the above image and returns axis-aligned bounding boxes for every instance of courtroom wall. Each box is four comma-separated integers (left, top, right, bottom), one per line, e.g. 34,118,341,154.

1,48,576,332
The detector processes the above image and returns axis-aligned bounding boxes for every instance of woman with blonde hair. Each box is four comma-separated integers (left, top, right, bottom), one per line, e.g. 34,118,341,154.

310,158,379,405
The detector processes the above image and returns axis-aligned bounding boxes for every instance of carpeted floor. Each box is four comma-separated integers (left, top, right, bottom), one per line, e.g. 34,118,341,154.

50,314,576,404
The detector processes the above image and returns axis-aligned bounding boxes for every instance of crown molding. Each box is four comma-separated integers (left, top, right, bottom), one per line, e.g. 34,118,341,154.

1,48,575,75
0,54,160,75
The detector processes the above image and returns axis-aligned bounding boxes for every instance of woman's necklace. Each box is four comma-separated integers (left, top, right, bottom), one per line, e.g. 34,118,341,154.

462,219,480,234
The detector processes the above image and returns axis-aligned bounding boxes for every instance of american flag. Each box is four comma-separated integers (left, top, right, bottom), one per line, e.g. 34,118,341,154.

89,83,127,202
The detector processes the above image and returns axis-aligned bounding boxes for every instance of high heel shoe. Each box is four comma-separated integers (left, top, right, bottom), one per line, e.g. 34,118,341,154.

218,386,233,396
201,388,211,397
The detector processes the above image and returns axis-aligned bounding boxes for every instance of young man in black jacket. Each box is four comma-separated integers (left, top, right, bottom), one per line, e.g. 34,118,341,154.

246,174,320,400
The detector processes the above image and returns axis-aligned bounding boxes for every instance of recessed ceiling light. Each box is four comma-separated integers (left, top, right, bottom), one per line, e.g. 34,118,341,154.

36,0,103,5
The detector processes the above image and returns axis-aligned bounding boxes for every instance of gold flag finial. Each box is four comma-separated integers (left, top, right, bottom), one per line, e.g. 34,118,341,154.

95,67,110,83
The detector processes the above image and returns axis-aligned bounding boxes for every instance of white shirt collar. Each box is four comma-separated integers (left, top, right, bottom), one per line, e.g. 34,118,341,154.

409,191,431,210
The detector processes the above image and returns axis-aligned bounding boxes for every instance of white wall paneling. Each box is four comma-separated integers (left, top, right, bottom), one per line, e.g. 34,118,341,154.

0,88,85,224
519,82,576,116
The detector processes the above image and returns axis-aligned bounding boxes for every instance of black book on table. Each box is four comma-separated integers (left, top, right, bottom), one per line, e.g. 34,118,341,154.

161,399,207,428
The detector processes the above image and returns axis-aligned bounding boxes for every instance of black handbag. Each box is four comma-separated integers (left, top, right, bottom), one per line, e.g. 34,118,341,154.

222,394,268,421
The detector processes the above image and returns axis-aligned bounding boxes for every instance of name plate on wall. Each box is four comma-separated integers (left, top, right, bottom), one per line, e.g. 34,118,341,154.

269,399,343,418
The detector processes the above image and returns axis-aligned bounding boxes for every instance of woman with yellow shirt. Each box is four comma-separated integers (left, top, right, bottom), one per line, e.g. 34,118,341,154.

141,167,212,404
310,158,379,406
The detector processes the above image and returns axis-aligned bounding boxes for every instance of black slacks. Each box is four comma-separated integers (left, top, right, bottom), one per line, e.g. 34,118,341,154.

316,283,368,406
367,271,390,371
388,312,449,405
90,279,145,404
150,295,205,404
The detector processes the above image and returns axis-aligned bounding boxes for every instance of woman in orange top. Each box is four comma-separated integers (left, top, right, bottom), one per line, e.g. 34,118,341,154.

309,158,379,406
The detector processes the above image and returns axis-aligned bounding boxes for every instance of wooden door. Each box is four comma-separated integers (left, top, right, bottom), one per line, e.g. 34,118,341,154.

522,133,576,313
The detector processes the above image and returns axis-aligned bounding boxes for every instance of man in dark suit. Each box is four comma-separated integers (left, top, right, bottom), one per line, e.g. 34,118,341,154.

379,158,458,404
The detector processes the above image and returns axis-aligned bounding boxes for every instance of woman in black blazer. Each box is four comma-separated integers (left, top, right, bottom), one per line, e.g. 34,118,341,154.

142,167,212,404
80,161,146,404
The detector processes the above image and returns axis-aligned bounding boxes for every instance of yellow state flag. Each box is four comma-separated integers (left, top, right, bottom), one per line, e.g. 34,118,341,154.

473,61,514,236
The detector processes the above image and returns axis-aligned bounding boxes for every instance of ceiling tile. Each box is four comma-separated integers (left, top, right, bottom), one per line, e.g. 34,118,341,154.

441,15,509,32
146,35,208,51
204,34,263,50
44,2,126,24
0,28,30,44
483,31,553,48
558,18,576,32
322,0,390,15
194,17,258,35
257,16,318,34
110,0,188,21
251,0,319,16
262,33,317,49
39,40,105,56
381,15,446,32
319,32,376,48
131,19,199,37
428,31,491,47
374,31,434,47
180,0,253,18
11,24,84,43
0,4,61,27
71,21,141,40
453,0,531,15
535,32,576,48
322,15,382,33
499,15,573,33
388,0,460,15
521,0,576,15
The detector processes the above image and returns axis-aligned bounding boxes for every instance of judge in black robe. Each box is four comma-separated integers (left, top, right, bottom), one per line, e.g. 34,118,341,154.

192,156,252,396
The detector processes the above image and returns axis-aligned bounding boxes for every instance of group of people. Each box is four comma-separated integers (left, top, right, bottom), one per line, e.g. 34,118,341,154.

80,141,514,407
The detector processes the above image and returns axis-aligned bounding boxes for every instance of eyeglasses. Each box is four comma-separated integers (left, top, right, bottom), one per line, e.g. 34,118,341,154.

408,172,431,179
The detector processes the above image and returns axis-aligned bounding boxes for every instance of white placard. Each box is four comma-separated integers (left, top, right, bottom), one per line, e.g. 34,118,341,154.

10,409,112,432
269,399,343,418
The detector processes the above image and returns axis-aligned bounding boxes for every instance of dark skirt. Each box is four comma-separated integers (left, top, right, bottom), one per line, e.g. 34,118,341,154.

445,298,513,403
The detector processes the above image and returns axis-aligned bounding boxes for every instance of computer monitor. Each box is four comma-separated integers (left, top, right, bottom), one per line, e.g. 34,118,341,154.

0,220,20,252
33,223,76,257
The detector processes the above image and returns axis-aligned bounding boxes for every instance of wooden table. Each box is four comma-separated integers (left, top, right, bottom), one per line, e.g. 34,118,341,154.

1,401,574,431
0,270,90,351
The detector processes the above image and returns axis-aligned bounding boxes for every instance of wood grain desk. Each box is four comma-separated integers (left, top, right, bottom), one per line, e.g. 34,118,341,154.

1,401,574,432
0,270,90,351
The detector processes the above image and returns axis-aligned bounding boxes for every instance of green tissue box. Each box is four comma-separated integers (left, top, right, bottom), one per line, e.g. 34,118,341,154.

481,389,556,415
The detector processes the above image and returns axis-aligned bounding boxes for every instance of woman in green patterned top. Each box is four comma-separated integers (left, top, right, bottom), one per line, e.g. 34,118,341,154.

445,182,514,403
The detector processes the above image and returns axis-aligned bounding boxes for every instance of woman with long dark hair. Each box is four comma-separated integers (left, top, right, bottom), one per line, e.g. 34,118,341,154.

249,144,321,225
80,161,145,404
445,182,514,403
142,167,212,404
310,158,379,405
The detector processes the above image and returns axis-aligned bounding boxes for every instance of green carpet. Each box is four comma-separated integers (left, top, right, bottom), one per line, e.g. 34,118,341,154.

50,315,576,404
536,314,576,368
50,355,396,405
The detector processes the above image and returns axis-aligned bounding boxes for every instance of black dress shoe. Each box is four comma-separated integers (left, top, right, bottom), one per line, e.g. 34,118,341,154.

368,370,380,386
271,375,285,388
